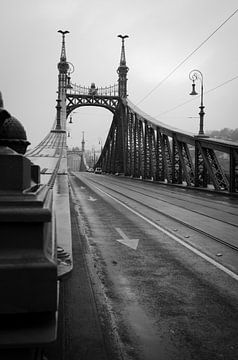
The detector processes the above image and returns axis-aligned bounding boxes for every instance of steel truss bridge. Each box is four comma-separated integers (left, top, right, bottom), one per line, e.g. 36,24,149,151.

0,29,238,359
100,99,238,192
57,32,237,194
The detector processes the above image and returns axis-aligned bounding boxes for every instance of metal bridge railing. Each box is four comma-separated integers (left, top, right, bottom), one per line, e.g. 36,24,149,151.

97,99,238,194
68,83,119,97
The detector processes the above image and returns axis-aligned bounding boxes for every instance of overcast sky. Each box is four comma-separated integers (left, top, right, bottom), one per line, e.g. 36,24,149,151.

1,0,238,150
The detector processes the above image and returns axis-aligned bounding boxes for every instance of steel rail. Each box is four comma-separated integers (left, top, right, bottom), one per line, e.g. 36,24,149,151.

96,178,238,226
111,178,238,211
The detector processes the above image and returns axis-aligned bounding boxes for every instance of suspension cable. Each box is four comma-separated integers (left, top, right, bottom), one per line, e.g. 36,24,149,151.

137,8,238,106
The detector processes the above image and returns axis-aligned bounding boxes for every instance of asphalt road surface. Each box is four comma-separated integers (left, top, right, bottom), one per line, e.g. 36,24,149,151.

57,172,238,360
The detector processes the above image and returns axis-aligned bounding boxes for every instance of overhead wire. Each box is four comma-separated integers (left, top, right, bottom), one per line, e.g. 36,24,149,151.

136,8,238,106
154,74,238,118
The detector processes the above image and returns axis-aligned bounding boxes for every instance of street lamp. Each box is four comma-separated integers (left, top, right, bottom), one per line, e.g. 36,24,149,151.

189,69,208,137
98,138,102,154
66,62,75,90
69,111,77,124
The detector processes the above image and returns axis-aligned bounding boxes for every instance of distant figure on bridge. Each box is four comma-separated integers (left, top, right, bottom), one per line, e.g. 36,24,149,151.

88,82,98,96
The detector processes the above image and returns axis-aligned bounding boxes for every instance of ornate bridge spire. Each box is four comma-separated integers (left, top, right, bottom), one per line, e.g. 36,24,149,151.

58,30,69,62
118,34,128,66
55,30,70,131
117,35,129,98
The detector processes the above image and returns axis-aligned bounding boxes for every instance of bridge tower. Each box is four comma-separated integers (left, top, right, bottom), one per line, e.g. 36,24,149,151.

64,33,130,175
80,131,87,171
117,35,129,98
55,30,70,131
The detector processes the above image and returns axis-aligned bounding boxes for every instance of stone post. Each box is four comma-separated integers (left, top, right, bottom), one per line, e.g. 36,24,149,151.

0,102,58,352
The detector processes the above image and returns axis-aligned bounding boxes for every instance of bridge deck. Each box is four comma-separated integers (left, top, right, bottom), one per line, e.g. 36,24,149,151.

44,172,238,360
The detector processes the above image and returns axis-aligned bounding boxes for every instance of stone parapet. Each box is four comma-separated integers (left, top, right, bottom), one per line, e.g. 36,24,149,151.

0,98,58,350
0,178,57,314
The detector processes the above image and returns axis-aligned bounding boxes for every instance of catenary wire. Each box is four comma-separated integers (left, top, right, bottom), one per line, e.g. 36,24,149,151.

154,74,238,118
136,8,238,106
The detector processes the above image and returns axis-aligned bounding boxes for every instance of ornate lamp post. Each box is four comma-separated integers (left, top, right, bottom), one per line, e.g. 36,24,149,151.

189,69,208,137
69,111,77,124
66,62,75,90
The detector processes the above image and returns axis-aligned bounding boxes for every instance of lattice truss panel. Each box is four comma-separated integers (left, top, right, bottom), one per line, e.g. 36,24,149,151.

91,99,238,193
124,109,196,185
196,142,229,191
66,94,119,115
101,121,116,173
100,111,123,174
172,135,195,186
125,112,144,178
230,148,238,192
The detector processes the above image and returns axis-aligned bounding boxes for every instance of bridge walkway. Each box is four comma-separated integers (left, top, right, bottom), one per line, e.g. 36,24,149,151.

45,188,122,360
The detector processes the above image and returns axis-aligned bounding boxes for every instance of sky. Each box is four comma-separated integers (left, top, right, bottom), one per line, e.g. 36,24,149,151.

1,0,238,151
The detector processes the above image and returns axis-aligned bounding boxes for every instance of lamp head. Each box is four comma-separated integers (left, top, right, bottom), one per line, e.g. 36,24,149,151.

190,82,198,96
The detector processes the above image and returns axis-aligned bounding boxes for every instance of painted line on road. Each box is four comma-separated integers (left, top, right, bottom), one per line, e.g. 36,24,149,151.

93,185,238,281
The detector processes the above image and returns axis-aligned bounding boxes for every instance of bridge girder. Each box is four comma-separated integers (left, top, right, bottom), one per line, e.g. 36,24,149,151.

95,100,238,194
66,94,120,116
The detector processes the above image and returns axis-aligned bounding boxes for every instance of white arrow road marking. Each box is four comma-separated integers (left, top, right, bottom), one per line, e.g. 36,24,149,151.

93,185,238,282
115,227,139,250
88,196,97,202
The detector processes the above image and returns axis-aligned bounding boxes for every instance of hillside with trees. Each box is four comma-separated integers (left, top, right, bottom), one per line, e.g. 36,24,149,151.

207,128,238,142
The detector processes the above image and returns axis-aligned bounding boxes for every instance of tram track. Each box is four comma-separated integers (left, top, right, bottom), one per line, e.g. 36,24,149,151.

118,178,238,212
79,174,238,254
69,172,238,360
95,177,238,225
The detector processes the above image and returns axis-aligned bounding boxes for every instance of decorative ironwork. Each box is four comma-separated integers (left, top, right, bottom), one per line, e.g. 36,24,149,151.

117,35,129,98
189,69,207,137
196,143,229,190
96,99,238,194
67,83,119,97
66,94,120,115
55,31,238,194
